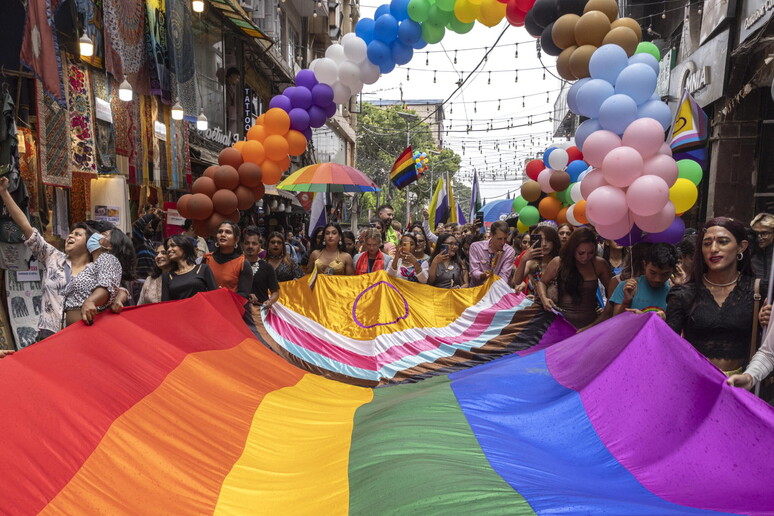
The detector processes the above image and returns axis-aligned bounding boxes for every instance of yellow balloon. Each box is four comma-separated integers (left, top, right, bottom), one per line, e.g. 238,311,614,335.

468,0,482,4
517,220,530,233
669,178,698,214
477,0,506,26
454,0,480,23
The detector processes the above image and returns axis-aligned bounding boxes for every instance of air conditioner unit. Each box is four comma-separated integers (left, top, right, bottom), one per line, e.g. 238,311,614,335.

251,0,266,19
239,0,256,11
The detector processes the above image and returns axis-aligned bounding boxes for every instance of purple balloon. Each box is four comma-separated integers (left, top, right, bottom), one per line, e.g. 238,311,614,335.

323,101,337,118
289,108,311,132
644,217,685,244
308,105,327,128
614,224,644,247
268,95,292,112
295,69,318,90
288,86,313,110
302,127,313,141
311,83,334,108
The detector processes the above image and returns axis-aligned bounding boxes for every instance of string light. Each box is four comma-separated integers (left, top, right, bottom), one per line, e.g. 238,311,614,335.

454,50,457,64
196,110,208,131
488,71,491,85
192,0,204,13
171,102,184,120
426,52,429,66
79,33,94,57
118,76,133,101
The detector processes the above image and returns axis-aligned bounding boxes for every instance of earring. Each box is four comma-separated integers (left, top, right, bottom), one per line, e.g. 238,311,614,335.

235,242,239,249
738,252,744,261
214,241,220,248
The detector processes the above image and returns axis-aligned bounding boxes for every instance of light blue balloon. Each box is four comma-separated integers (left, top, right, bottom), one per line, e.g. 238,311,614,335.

637,99,672,131
391,40,413,65
397,19,422,45
575,118,602,150
576,79,615,119
628,53,659,76
615,63,657,105
375,4,392,18
589,44,629,85
390,0,410,20
599,94,638,135
374,13,399,43
567,77,589,116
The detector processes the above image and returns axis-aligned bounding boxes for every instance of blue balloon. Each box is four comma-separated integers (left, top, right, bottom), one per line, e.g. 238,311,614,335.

598,94,638,135
628,53,659,76
543,147,557,168
355,18,376,45
615,63,657,105
637,99,672,131
380,60,396,74
397,19,422,45
375,4,392,18
567,77,589,116
367,40,392,67
574,118,602,150
589,44,629,85
576,79,614,119
391,40,413,65
374,13,399,43
566,160,590,182
412,37,427,49
390,0,410,20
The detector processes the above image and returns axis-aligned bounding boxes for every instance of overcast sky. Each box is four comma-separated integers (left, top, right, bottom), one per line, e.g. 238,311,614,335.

359,2,564,204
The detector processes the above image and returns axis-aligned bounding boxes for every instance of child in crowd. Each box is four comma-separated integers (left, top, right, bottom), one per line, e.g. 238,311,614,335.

609,243,678,318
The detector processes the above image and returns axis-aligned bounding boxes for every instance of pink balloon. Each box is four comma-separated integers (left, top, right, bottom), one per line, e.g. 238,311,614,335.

602,146,644,188
586,185,628,225
537,168,554,193
626,175,669,217
580,168,607,199
582,130,622,168
595,214,635,240
643,154,678,187
658,142,673,156
633,200,676,233
622,118,666,159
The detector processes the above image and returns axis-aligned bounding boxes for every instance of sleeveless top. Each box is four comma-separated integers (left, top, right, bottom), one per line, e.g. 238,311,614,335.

556,261,599,329
203,253,245,292
314,251,346,275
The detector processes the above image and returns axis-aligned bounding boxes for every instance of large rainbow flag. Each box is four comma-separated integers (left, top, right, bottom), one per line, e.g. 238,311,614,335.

1,285,773,514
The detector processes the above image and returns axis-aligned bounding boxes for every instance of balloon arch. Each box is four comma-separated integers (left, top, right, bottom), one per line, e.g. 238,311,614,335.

177,0,702,245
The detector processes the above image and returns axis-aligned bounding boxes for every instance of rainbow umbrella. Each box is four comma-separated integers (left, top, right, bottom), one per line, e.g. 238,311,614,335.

277,163,381,193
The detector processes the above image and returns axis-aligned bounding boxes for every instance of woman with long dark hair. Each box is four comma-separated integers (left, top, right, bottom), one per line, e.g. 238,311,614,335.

162,235,217,301
667,217,766,375
537,227,613,330
557,223,574,248
510,226,561,297
266,231,304,281
388,232,429,283
428,233,468,288
306,223,355,275
409,222,431,259
138,243,173,305
202,220,253,298
342,230,358,258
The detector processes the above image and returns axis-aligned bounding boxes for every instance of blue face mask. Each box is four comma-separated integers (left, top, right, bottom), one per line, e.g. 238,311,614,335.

87,233,104,253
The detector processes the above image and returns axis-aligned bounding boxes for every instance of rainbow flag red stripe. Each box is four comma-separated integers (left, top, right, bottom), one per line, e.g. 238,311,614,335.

390,146,418,189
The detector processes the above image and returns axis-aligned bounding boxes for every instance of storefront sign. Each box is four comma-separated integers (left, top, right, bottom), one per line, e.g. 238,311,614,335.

243,87,258,136
16,259,40,282
656,49,674,98
95,205,120,225
198,125,239,147
700,0,736,44
154,121,167,141
164,202,185,238
95,98,113,123
669,28,729,107
738,0,774,44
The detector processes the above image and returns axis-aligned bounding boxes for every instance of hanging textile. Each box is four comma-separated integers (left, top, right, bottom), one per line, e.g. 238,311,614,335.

145,0,173,104
36,80,70,187
53,188,69,240
17,128,39,215
20,0,66,107
111,86,131,157
64,58,97,175
75,0,105,69
0,91,29,244
91,71,117,173
128,97,143,183
103,0,149,95
167,0,198,116
169,120,181,189
69,172,92,227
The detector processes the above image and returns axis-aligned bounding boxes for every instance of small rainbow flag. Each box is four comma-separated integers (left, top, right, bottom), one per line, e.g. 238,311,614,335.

390,146,418,190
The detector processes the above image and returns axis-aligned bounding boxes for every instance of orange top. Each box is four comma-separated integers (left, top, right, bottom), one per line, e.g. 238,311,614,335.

203,253,245,293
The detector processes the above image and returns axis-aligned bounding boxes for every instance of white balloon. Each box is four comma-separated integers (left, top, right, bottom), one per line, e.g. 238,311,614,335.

332,81,352,105
566,205,580,226
341,33,368,63
313,58,338,85
570,182,583,203
309,59,319,73
360,60,381,85
548,148,569,170
338,60,362,89
325,44,346,64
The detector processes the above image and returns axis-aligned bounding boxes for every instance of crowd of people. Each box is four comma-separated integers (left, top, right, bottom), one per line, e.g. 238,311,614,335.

0,186,772,400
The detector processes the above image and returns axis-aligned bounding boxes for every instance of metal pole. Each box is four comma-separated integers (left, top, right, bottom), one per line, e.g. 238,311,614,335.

405,119,410,226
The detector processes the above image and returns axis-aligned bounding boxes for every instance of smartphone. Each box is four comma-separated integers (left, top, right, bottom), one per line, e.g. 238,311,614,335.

531,233,542,248
474,211,484,227
441,244,449,254
402,242,411,253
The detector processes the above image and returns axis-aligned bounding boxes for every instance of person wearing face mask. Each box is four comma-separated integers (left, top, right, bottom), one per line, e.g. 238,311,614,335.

202,221,253,298
750,213,774,280
537,227,614,331
468,221,516,287
265,231,304,281
137,244,173,305
0,177,93,340
241,226,266,274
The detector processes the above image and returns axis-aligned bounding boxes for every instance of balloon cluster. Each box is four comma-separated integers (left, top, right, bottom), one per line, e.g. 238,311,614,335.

176,148,266,237
265,70,336,141
413,150,429,176
310,34,381,105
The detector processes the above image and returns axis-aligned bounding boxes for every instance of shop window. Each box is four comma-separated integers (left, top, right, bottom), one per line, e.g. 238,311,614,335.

193,16,225,132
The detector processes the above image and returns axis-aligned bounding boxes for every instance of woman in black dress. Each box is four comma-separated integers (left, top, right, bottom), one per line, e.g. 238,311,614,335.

161,235,217,301
265,231,304,282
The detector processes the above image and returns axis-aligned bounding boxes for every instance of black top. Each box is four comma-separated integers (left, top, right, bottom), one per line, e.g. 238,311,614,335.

751,246,773,280
666,275,763,360
161,264,218,301
250,259,280,303
209,250,253,298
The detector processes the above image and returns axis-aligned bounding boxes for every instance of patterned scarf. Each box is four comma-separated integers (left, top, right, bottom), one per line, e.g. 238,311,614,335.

356,252,384,275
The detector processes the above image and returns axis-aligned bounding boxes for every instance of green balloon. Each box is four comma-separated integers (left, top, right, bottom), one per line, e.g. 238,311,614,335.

407,0,431,23
448,16,475,34
421,22,445,44
518,205,540,227
677,159,703,185
560,185,573,205
513,196,528,212
635,42,661,61
427,4,452,27
436,0,456,11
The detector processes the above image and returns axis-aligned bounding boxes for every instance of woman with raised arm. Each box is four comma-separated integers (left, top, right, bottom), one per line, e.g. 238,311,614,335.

428,233,468,288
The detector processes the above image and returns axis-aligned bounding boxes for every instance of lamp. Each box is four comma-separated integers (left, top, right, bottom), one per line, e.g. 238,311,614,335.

277,202,285,212
118,77,133,102
79,33,94,57
270,199,278,210
196,110,208,131
285,203,292,213
192,0,205,13
171,102,184,121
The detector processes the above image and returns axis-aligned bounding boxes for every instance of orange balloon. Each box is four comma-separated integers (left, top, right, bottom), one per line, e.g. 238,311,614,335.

539,196,563,221
264,134,290,161
257,114,266,126
261,160,283,184
276,155,291,172
192,176,217,197
247,124,267,143
252,183,266,200
238,162,263,187
176,194,192,219
556,207,569,225
233,140,245,152
212,188,239,215
187,193,214,221
203,165,218,180
242,140,266,165
264,108,291,136
234,185,256,210
286,129,308,156
574,199,589,225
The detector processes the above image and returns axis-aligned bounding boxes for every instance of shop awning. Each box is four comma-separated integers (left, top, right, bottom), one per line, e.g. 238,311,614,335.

264,184,302,206
207,0,271,42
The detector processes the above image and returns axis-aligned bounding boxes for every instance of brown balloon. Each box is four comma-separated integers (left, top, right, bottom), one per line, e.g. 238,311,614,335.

556,46,577,81
252,183,266,201
204,212,227,237
234,185,256,210
187,193,214,221
223,210,241,224
212,188,239,215
574,11,611,47
237,162,263,188
203,165,218,180
192,219,209,237
218,147,244,169
192,176,217,197
549,170,572,192
569,45,597,79
176,194,192,219
521,181,542,202
611,17,642,41
552,14,580,49
603,26,639,56
214,165,240,190
583,0,618,22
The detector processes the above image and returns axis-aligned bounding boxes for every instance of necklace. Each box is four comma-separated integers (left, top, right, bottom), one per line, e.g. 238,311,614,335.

703,273,740,288
176,263,195,275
